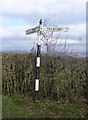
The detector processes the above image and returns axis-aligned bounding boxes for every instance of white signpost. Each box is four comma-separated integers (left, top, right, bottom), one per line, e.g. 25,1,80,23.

26,19,69,103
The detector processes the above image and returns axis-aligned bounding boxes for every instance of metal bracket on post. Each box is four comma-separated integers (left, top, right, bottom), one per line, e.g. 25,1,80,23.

25,19,69,103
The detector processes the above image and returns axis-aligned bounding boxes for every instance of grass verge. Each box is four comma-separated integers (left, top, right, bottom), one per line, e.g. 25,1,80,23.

2,95,87,118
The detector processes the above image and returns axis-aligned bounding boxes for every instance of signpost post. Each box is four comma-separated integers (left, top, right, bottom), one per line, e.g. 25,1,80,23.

26,19,69,103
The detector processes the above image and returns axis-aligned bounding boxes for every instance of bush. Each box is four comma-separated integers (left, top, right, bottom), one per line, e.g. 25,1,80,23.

2,52,87,104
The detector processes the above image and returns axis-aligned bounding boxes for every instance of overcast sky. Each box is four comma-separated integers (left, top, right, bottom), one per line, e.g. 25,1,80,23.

0,0,86,53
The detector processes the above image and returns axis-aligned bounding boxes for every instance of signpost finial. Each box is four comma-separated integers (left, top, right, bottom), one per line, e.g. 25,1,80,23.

39,19,42,25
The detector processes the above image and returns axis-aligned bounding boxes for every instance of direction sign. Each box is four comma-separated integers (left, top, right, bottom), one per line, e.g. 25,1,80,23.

26,26,69,35
43,26,69,32
26,26,39,35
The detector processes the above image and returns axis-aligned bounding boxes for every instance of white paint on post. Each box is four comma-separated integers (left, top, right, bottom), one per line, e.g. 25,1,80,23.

38,34,41,45
36,57,40,67
38,41,41,46
35,79,39,91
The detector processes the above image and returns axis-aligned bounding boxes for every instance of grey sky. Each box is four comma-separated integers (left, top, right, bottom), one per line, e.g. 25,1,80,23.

0,0,86,53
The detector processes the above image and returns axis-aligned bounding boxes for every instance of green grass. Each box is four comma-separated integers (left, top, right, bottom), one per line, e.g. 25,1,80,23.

2,95,87,118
